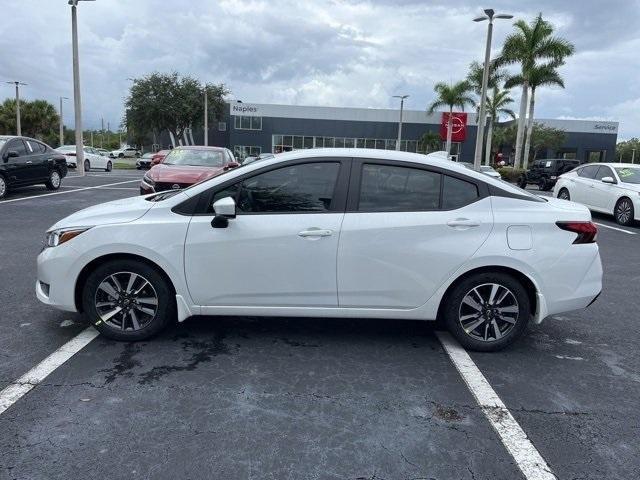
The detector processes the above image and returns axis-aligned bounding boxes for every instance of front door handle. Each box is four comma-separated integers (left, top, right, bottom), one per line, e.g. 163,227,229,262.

26,161,32,164
298,228,333,237
447,218,480,228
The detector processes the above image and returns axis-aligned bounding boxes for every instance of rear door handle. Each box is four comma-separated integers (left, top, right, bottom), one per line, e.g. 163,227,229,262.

26,161,32,164
298,228,333,237
447,218,480,228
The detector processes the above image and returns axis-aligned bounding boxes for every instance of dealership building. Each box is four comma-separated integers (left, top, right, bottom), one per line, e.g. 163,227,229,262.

171,102,619,164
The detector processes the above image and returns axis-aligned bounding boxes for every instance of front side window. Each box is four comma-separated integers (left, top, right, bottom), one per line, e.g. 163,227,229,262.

164,149,225,167
236,162,340,213
358,164,441,212
594,166,614,181
442,175,479,210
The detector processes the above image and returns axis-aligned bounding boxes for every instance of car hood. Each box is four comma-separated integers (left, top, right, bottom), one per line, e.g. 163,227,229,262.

48,195,154,231
148,164,225,184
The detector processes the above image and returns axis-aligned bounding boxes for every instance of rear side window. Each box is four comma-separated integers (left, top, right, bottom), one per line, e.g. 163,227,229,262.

358,164,441,212
578,165,599,178
442,175,479,210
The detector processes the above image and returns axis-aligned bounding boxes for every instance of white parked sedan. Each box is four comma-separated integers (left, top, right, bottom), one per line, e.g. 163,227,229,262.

56,145,113,171
36,149,602,351
553,163,640,225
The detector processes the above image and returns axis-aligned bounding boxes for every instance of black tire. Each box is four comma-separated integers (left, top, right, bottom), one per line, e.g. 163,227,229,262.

135,152,141,158
82,259,176,341
518,176,527,189
442,272,531,352
614,197,634,226
118,153,124,158
557,188,570,201
45,169,62,191
105,161,112,172
538,178,547,191
0,174,7,199
84,159,90,172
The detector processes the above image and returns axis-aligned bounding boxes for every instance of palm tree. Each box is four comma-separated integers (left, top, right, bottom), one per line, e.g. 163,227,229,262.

496,14,575,168
466,60,506,95
427,81,475,155
483,88,516,165
506,62,565,167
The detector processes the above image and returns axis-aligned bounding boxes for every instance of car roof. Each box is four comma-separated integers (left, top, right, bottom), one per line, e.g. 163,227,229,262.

173,146,227,151
586,162,638,168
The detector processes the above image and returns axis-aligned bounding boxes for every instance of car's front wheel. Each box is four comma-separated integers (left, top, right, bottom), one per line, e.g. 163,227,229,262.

0,175,7,199
557,188,570,201
442,272,530,351
118,153,124,158
45,169,62,190
82,259,176,341
614,197,634,226
105,161,112,172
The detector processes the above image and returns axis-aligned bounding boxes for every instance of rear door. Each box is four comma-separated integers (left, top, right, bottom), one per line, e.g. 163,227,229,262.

3,139,34,183
337,160,493,309
25,140,49,179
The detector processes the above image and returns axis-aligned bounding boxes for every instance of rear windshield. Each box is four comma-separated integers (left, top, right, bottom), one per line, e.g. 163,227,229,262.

57,145,76,152
164,149,225,167
615,167,640,184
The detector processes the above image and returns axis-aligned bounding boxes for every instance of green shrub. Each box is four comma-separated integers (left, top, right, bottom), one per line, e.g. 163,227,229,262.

497,167,526,183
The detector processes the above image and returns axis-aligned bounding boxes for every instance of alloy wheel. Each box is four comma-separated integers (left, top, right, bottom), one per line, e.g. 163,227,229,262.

94,271,158,331
50,171,61,188
0,177,6,197
558,189,570,200
616,199,632,224
458,283,519,342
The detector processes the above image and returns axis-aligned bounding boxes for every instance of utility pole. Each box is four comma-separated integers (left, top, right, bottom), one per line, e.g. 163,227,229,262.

392,95,409,150
101,117,104,148
204,86,209,146
632,149,636,164
6,81,27,136
59,96,68,147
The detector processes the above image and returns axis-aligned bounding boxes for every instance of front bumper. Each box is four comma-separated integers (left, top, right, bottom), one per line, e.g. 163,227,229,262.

36,243,81,313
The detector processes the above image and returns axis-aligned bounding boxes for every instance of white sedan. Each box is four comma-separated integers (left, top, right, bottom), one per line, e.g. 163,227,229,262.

553,163,640,225
56,145,113,171
36,149,602,351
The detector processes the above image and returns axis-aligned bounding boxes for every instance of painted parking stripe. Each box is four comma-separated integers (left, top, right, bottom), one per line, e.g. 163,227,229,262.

0,328,99,416
0,180,139,204
437,332,556,480
594,222,636,235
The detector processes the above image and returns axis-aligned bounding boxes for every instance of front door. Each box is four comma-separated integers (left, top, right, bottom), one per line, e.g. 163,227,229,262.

337,161,493,309
591,165,617,211
184,160,347,307
572,164,600,206
3,139,35,183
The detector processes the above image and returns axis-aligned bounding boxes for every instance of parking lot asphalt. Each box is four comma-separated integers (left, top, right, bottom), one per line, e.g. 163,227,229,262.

1,174,639,480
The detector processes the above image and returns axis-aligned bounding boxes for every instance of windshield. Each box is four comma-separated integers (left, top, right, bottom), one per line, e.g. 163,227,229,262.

614,167,640,184
164,149,225,167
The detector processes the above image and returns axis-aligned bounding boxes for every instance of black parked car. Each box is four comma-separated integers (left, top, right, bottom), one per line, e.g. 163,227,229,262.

518,158,580,191
0,136,68,199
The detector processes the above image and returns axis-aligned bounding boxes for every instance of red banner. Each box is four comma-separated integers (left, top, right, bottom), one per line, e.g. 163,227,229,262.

440,112,468,142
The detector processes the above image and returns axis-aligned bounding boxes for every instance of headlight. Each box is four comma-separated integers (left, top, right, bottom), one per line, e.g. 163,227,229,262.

44,227,92,248
142,173,155,187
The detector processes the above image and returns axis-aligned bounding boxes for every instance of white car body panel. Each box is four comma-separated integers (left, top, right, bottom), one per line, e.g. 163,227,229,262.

553,163,640,220
36,148,602,329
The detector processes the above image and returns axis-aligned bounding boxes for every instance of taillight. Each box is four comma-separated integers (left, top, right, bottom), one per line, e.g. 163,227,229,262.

556,221,598,244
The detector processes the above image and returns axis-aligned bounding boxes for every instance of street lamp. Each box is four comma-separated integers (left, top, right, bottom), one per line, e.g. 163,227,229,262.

59,96,69,147
393,95,409,151
69,0,95,176
6,81,27,136
472,8,513,168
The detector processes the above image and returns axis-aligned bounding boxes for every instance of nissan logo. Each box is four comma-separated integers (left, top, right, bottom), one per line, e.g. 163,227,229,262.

171,184,180,190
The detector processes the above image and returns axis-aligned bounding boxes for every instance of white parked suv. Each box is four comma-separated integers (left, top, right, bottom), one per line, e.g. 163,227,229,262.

554,163,640,225
36,149,602,351
56,145,113,171
109,146,140,158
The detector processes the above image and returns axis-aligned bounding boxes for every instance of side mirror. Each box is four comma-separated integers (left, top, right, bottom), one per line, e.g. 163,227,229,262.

7,150,19,158
224,161,240,171
211,196,236,228
601,176,616,184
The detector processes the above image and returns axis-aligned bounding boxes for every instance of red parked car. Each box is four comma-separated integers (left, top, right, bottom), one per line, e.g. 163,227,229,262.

140,146,239,194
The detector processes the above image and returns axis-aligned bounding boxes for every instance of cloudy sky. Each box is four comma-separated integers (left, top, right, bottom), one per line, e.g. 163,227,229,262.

2,0,639,138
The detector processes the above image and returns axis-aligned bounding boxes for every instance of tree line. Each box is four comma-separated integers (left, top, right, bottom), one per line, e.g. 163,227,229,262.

427,14,575,169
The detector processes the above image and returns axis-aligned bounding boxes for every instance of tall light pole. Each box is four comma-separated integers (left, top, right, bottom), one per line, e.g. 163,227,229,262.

69,0,94,176
6,81,27,136
473,9,512,168
59,96,68,147
203,86,209,146
393,95,409,150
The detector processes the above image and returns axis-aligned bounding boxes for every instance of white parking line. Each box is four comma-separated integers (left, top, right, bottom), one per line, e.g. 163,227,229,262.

0,180,139,204
0,328,99,416
437,332,556,480
594,222,636,235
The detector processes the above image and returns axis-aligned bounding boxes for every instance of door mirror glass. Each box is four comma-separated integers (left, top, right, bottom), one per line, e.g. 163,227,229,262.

7,150,19,158
213,196,236,218
601,176,616,184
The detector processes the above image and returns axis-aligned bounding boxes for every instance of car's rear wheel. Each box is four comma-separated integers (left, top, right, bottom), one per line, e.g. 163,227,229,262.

118,153,124,158
0,175,7,199
84,160,90,171
45,169,62,190
558,188,570,201
105,161,112,172
538,178,547,191
518,176,527,189
614,197,634,226
442,272,530,351
82,259,176,341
